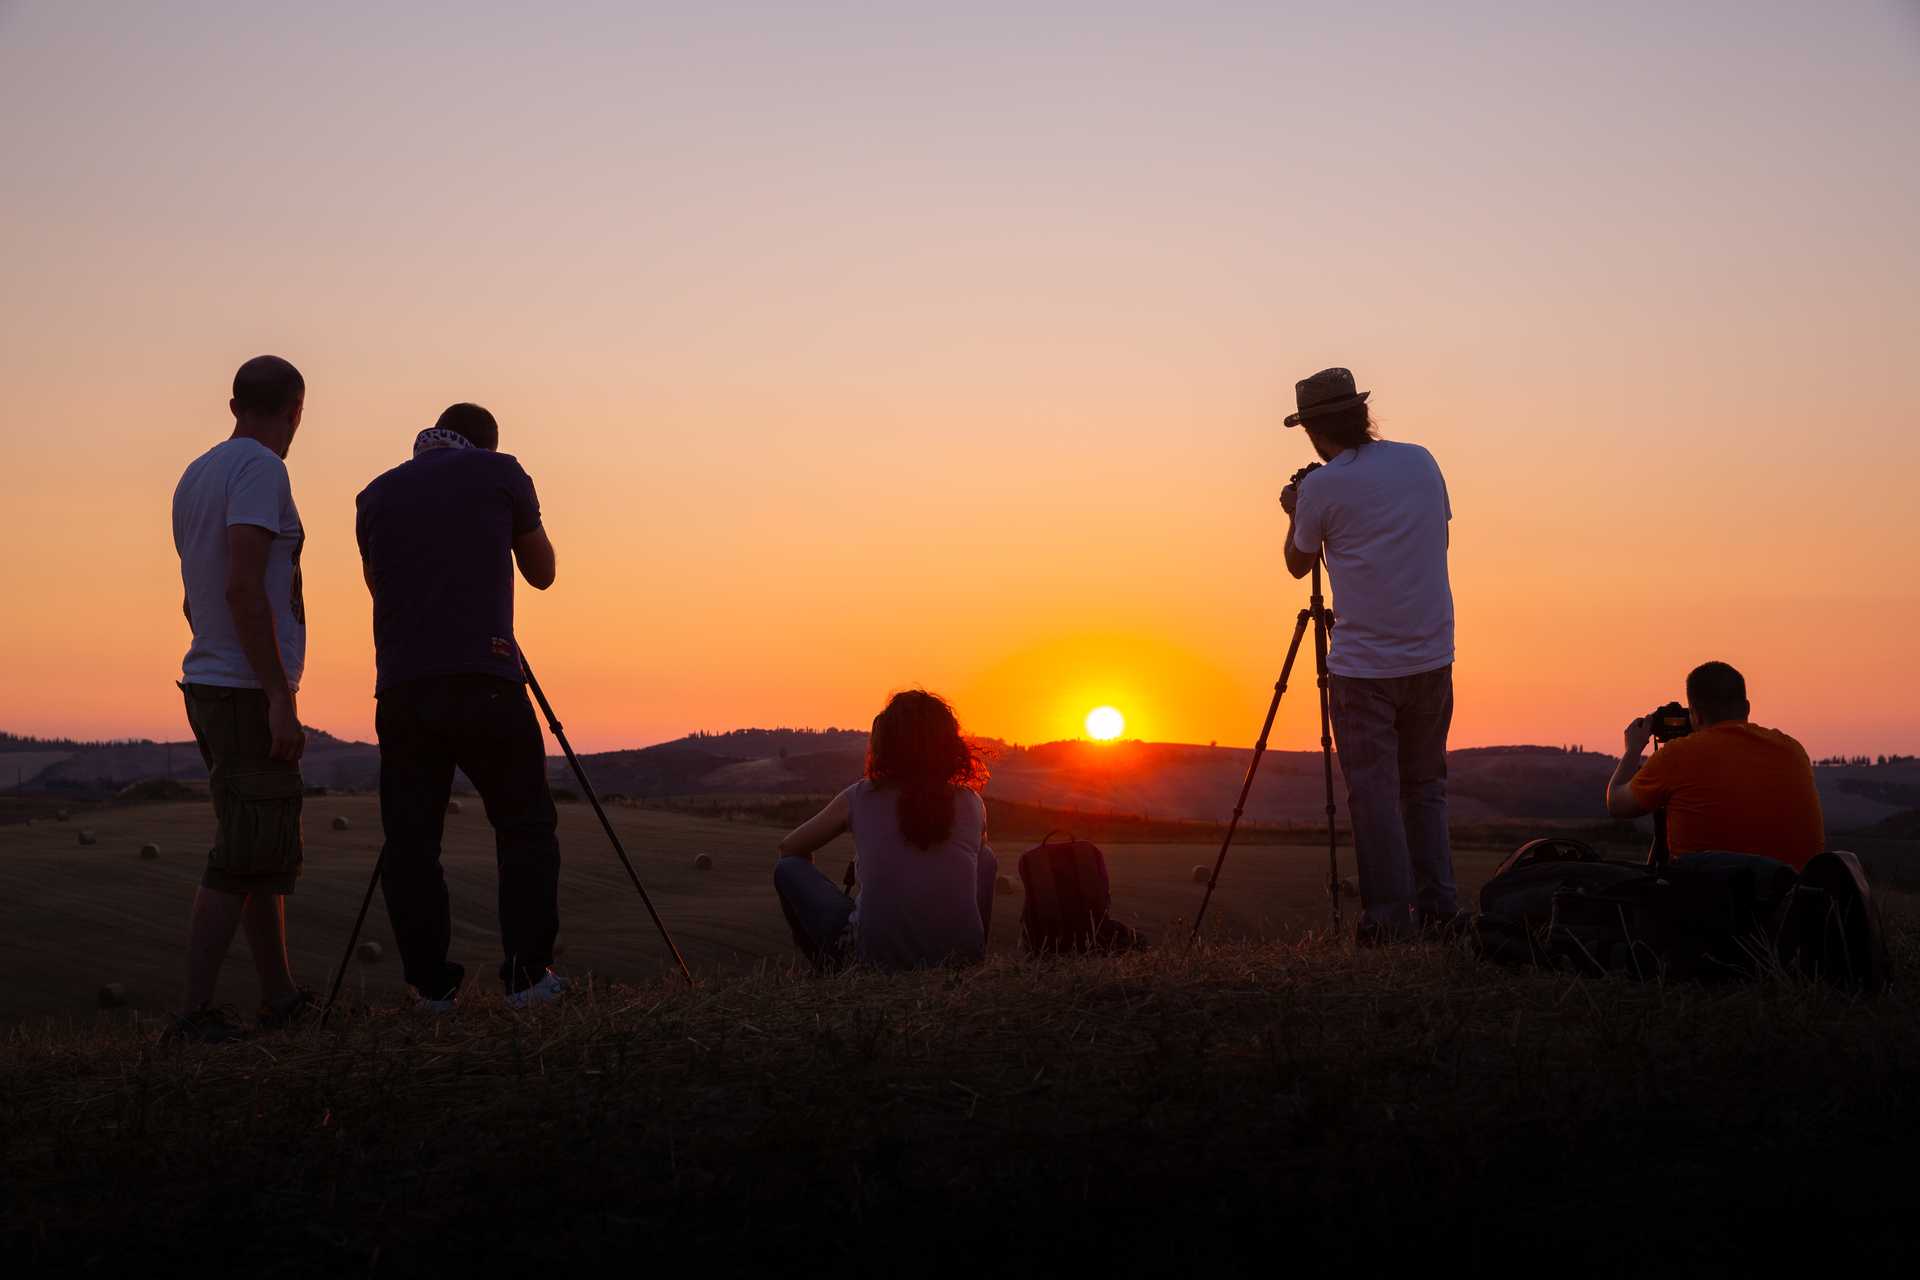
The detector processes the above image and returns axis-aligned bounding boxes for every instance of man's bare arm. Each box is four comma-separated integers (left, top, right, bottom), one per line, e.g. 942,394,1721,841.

1283,515,1318,579
1279,479,1318,579
1605,717,1653,818
225,525,304,762
513,524,556,591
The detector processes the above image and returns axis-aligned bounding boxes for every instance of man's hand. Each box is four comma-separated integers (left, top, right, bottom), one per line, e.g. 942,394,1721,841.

267,692,306,762
1622,716,1653,760
1281,460,1322,514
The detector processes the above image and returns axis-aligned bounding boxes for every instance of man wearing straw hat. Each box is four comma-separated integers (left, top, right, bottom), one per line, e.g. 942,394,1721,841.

1278,368,1458,943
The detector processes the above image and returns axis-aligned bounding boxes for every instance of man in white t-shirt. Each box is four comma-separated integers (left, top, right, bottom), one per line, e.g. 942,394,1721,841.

1279,367,1458,941
167,355,313,1041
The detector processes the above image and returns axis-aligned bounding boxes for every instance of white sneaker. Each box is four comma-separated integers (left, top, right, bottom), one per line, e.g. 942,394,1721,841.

505,970,568,1009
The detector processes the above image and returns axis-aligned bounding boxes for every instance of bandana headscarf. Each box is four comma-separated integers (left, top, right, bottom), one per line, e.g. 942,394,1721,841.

412,427,474,458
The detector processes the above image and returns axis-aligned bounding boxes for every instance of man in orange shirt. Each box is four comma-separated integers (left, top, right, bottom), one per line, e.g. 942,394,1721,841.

1604,661,1826,869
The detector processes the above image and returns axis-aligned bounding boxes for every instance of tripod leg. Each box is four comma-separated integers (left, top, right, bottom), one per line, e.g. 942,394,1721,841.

1316,643,1341,935
521,655,695,986
1190,607,1313,944
319,848,384,1027
1312,565,1341,935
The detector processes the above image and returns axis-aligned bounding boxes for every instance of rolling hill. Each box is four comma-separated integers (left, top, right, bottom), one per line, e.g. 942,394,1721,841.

5,726,1917,835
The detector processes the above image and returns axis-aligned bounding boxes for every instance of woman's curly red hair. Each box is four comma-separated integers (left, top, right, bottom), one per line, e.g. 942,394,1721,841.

864,690,989,849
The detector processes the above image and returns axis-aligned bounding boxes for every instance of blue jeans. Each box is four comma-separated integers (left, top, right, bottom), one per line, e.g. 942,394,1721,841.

1329,665,1457,934
772,850,1001,971
773,857,857,971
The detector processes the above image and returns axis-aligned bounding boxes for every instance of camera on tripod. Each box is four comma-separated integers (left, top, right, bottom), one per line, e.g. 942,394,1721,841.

1648,701,1692,742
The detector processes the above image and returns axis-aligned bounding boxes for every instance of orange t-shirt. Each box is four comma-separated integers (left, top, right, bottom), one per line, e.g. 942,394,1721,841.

1629,722,1826,869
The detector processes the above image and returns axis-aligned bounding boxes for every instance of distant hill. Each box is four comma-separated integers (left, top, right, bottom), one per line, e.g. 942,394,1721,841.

5,726,1917,836
15,728,385,796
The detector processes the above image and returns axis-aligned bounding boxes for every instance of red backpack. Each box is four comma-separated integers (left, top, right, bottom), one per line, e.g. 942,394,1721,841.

1018,831,1141,954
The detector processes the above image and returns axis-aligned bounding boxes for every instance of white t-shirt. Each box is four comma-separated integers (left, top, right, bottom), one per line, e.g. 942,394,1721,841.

172,438,306,690
1291,440,1453,679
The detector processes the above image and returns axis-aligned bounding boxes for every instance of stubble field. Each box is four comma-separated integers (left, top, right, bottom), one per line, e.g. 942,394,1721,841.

0,796,1522,1024
3,798,1917,1275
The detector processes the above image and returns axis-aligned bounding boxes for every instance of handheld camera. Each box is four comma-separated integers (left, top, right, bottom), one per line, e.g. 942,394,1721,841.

1281,461,1322,515
1648,701,1692,742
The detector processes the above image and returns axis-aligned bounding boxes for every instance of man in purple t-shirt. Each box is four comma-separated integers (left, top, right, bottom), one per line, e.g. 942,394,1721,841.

355,403,565,1009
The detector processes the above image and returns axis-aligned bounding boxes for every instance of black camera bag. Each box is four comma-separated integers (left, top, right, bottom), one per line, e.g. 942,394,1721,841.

1475,839,1813,982
1546,852,1798,980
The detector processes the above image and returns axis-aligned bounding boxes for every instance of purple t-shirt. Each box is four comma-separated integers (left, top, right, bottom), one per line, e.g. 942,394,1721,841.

355,449,542,695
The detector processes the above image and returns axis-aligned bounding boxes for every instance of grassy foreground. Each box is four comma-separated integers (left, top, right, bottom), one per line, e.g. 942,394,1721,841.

5,923,1918,1277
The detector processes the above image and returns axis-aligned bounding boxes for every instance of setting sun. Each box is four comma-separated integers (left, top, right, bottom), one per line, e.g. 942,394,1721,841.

1084,706,1125,741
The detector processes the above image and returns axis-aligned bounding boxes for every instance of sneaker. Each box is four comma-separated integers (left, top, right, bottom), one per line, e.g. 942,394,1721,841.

164,1005,248,1044
505,969,569,1009
257,987,319,1031
413,962,466,1014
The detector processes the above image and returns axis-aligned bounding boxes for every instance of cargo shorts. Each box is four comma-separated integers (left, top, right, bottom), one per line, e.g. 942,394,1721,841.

179,682,304,894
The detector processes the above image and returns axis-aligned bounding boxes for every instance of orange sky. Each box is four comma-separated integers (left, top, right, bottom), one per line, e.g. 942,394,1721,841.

2,2,1916,757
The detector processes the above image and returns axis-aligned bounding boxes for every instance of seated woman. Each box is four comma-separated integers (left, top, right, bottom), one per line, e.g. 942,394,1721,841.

772,690,997,971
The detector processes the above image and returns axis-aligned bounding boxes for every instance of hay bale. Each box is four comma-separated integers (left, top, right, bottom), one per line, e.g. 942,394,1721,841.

139,843,160,860
355,940,383,964
693,853,714,871
446,800,463,815
1191,864,1211,885
78,830,98,847
97,982,127,1009
994,873,1016,896
330,815,351,831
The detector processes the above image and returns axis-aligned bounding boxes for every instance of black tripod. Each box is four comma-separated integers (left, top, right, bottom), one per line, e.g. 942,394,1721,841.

1190,561,1342,942
320,651,693,1025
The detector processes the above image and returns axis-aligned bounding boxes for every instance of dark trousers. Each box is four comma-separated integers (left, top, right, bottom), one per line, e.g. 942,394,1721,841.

375,674,560,995
1329,664,1457,933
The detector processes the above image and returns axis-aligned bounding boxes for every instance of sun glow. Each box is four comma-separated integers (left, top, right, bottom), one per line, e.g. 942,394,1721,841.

1084,706,1125,741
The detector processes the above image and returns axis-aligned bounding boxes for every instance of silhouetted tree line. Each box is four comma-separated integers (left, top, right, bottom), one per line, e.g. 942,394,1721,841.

0,731,156,752
689,727,859,740
1815,754,1914,768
